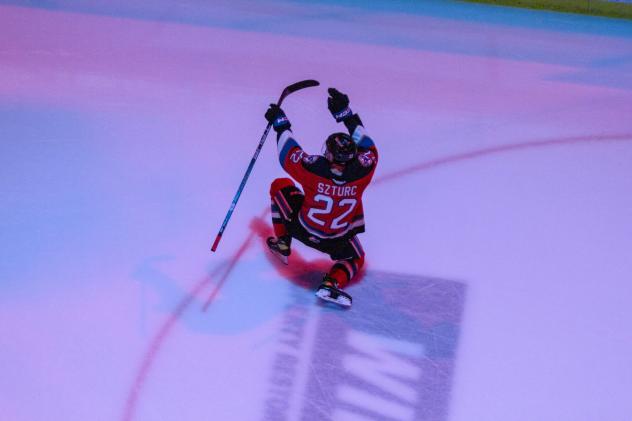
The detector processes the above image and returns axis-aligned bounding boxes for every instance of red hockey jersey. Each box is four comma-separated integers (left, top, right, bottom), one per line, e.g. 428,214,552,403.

276,125,378,239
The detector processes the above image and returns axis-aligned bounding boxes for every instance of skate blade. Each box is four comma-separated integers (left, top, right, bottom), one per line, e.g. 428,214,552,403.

268,249,288,265
315,289,352,307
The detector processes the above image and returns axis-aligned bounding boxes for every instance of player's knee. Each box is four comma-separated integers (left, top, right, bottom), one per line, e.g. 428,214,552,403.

270,178,295,197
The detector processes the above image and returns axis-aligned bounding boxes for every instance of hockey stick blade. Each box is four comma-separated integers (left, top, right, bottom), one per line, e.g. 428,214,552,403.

278,79,319,105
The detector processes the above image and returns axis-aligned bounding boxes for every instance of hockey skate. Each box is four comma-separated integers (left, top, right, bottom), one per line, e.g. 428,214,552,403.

266,236,291,265
315,276,352,307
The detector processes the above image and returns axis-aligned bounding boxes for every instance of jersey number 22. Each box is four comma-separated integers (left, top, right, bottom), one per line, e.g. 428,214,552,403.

307,194,357,230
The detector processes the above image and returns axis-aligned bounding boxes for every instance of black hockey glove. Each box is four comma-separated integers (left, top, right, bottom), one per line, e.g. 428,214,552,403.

327,88,352,122
265,104,291,133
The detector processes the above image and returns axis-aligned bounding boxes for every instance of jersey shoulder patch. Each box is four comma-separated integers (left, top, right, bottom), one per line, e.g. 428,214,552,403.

357,151,376,168
302,154,320,165
288,148,305,164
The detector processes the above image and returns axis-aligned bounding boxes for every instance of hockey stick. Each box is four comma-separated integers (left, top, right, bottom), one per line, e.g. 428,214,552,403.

211,79,320,252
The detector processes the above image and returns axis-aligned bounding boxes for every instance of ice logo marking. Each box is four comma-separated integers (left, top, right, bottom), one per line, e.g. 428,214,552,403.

263,271,466,421
334,331,424,420
299,271,465,421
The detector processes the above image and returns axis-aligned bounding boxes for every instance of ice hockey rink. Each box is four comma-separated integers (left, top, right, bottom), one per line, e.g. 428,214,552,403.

1,1,632,420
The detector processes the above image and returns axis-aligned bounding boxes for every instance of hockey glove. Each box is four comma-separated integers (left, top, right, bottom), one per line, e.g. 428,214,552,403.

327,88,353,122
265,104,291,133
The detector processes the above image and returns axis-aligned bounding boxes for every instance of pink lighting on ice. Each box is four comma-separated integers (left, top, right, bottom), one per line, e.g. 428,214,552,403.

2,2,631,421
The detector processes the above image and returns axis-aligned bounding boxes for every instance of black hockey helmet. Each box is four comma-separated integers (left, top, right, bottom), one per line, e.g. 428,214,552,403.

324,132,357,163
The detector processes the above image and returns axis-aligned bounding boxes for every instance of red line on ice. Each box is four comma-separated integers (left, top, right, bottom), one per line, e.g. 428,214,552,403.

121,267,222,421
201,228,258,311
374,133,632,185
122,210,264,420
121,132,632,420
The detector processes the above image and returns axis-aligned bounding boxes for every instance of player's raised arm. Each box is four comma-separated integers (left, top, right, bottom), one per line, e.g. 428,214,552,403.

327,88,378,166
264,103,308,180
327,88,377,160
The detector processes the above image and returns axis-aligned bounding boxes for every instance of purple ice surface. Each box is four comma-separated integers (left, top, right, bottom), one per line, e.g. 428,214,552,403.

1,1,631,421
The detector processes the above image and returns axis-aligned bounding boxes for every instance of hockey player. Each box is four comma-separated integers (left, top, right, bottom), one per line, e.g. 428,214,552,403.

264,88,378,307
